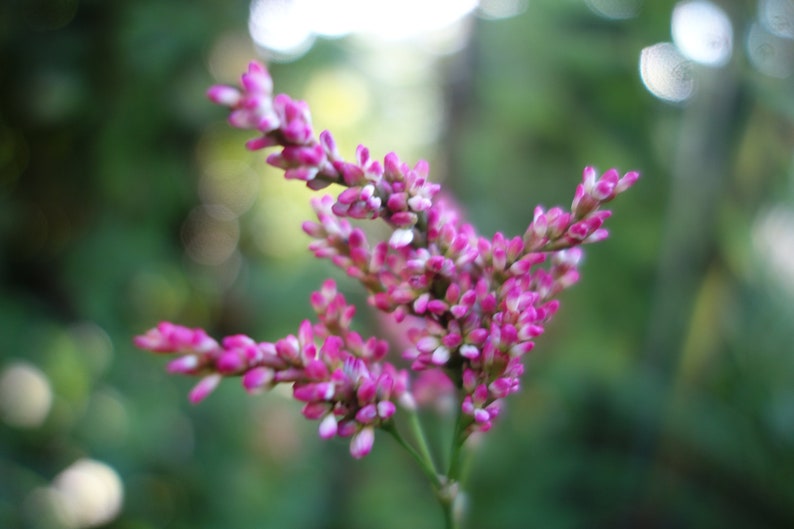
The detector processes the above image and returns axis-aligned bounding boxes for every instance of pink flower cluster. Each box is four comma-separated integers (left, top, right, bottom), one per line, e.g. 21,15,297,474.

136,61,638,457
134,280,408,458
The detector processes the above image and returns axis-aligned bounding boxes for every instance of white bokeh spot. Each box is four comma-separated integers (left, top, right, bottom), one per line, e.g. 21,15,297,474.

672,1,733,66
640,42,694,103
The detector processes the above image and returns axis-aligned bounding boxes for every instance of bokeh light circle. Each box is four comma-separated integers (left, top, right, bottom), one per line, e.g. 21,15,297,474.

640,42,695,103
672,1,733,66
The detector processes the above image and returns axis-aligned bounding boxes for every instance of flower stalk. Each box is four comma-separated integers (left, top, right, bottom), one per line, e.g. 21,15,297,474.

135,60,638,527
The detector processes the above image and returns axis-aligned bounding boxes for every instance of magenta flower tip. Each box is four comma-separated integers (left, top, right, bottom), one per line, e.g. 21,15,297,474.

431,345,451,365
350,426,375,459
189,374,222,404
216,351,244,373
355,404,378,424
207,85,241,107
389,228,414,248
377,401,396,419
586,229,609,243
241,61,273,94
132,333,158,351
582,165,597,186
617,170,640,193
242,367,274,393
318,414,338,439
166,355,199,374
245,136,277,151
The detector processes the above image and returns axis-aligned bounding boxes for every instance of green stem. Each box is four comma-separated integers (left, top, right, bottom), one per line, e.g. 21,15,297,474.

441,495,456,529
447,406,471,482
385,412,468,529
409,408,462,529
434,404,473,529
383,422,441,490
406,407,438,475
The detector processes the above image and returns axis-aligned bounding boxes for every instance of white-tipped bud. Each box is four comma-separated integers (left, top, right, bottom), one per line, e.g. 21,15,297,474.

318,414,338,439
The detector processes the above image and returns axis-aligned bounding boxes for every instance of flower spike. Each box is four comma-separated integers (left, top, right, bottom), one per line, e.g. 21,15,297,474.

136,60,638,456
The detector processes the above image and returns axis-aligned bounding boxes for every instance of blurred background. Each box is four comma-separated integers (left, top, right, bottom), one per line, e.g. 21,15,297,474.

2,0,794,527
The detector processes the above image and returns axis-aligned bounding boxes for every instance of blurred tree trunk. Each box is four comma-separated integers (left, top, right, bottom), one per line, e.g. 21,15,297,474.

642,65,748,374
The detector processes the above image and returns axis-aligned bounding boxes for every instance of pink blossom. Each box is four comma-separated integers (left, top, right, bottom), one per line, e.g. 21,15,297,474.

136,60,638,457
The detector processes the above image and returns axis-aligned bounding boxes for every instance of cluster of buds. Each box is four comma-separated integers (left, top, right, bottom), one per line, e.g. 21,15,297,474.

136,61,638,457
134,280,408,458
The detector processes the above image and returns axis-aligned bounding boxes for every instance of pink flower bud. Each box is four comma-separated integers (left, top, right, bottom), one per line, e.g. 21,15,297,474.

461,395,474,415
294,382,336,402
387,192,408,211
389,229,414,248
217,351,245,373
390,211,418,228
337,420,357,438
337,187,361,205
356,379,377,403
586,229,609,243
407,195,432,212
617,170,640,193
355,404,378,424
427,300,449,315
384,152,403,178
319,130,339,159
467,328,488,344
241,61,273,94
460,345,479,359
189,374,221,404
431,346,450,365
242,367,274,393
441,334,461,351
413,293,430,314
166,355,199,374
350,426,375,459
276,335,301,361
593,179,616,200
318,414,338,439
377,401,396,419
206,85,241,106
582,165,598,190
301,401,329,420
473,408,491,423
304,359,330,380
489,378,514,398
415,335,440,354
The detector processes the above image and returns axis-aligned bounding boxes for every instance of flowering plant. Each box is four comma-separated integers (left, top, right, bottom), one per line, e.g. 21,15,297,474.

134,61,637,528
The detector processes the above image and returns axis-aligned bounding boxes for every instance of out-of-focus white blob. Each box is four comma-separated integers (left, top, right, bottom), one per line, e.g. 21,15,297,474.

0,362,52,428
301,0,358,37
672,1,733,66
477,0,529,20
353,0,478,41
247,0,478,60
249,0,315,61
760,0,794,39
585,0,643,20
747,21,794,78
50,459,124,528
639,42,695,103
753,206,794,295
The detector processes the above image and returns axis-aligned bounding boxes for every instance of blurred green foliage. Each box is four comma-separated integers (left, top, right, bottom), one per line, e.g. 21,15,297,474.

2,0,794,528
